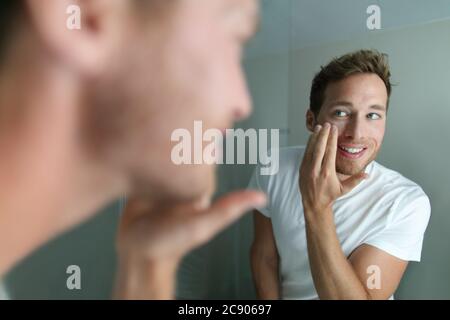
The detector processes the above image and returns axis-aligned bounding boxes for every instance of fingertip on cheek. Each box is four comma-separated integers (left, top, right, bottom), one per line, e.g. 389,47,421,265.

332,125,338,133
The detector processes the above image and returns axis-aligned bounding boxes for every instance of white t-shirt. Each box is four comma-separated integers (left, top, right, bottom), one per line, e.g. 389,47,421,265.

248,146,431,300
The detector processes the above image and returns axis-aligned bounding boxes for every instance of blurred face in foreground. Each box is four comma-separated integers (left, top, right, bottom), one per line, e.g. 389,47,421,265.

0,0,260,266
83,0,260,202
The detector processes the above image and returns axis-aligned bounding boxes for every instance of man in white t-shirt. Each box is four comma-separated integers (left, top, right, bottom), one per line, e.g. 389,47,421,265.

249,50,431,300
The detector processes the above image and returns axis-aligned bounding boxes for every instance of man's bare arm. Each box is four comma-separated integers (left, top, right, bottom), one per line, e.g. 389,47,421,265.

250,210,281,299
305,209,408,300
349,244,408,299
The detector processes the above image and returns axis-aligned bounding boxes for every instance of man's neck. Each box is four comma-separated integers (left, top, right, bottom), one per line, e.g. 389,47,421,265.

0,47,127,277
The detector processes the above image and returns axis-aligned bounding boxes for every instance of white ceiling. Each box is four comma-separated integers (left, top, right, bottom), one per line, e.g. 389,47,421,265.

245,0,450,58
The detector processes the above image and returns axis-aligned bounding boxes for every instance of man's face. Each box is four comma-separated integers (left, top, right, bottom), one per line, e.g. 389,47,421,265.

313,73,388,177
88,0,260,201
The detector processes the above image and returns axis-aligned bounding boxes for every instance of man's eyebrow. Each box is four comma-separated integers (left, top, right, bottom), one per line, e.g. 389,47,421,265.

370,104,387,111
242,0,261,36
328,101,353,108
242,5,261,39
225,2,261,39
328,101,386,111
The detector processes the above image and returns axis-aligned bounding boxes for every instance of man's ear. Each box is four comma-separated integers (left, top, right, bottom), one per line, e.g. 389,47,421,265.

25,0,127,76
306,109,316,133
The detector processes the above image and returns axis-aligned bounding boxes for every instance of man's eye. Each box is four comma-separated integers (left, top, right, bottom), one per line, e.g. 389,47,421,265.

367,113,381,120
334,110,348,118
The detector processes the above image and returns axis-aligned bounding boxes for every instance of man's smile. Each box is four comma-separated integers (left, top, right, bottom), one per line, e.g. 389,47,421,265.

338,143,368,159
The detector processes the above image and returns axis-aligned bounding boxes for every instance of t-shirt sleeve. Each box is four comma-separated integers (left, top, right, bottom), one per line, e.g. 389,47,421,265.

363,193,431,262
247,164,272,218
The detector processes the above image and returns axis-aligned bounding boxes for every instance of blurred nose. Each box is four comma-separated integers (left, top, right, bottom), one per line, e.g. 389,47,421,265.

231,69,253,122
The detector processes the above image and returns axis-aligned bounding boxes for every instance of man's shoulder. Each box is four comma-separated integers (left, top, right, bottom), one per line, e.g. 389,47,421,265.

372,162,429,202
270,145,305,176
255,146,305,190
278,145,306,165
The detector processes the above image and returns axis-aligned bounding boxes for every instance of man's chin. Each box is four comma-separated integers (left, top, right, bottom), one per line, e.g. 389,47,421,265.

164,169,216,204
130,172,214,205
133,183,213,206
336,148,379,176
336,161,368,177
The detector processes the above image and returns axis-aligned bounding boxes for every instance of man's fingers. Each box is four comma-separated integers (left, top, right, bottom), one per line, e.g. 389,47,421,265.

303,124,322,165
120,197,153,227
189,190,267,246
193,193,212,210
342,172,369,195
311,123,331,175
323,124,338,171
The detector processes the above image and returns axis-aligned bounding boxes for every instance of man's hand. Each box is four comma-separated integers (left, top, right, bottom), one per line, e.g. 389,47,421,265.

297,123,408,300
299,122,368,215
115,190,266,299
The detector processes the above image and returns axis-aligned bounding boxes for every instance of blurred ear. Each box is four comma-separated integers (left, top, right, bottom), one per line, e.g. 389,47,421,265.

25,0,128,76
306,109,316,133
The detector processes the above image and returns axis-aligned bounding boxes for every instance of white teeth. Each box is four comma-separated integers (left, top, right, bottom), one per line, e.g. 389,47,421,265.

340,146,364,154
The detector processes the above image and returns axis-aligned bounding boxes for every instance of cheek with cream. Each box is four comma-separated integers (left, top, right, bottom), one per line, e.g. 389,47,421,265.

334,127,382,177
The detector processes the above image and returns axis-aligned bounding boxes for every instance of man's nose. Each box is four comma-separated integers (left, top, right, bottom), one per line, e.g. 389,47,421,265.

233,103,251,122
343,117,364,140
232,84,252,122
